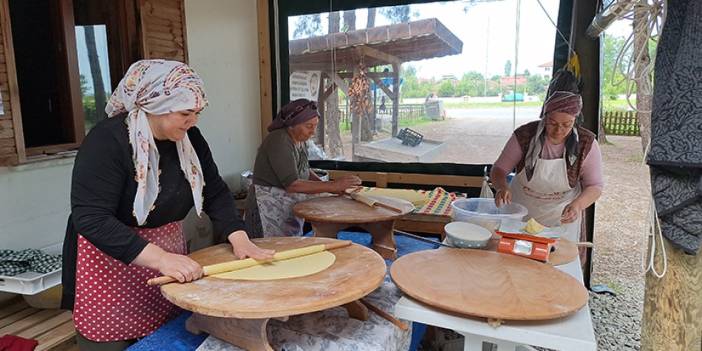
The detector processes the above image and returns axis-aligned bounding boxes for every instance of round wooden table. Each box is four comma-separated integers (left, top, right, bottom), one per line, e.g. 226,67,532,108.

293,195,415,259
161,237,386,351
390,248,589,322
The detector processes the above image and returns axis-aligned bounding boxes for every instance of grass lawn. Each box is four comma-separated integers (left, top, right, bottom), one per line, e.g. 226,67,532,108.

602,98,636,111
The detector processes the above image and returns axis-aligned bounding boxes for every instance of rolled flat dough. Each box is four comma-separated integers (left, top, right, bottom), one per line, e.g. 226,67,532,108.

211,251,336,281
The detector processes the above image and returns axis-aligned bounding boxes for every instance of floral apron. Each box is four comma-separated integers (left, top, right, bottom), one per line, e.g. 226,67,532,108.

247,184,309,237
73,221,186,341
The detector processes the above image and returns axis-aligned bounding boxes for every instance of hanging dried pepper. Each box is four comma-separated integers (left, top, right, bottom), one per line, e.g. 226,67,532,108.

348,62,372,116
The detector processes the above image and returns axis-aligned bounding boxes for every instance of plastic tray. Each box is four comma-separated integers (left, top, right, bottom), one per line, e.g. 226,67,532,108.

0,243,62,295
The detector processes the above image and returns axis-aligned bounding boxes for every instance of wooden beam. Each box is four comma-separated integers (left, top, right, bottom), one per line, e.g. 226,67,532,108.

338,71,394,79
370,76,395,101
356,45,401,66
257,0,273,138
328,72,349,96
1,0,25,163
57,0,86,144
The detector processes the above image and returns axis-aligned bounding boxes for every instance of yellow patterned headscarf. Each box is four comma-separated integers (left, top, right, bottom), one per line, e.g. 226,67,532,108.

105,59,207,225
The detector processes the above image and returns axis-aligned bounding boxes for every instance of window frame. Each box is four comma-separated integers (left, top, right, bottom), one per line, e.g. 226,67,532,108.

1,0,138,162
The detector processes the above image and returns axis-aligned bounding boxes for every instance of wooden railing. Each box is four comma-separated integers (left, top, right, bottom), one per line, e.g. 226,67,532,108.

339,104,426,128
602,111,640,136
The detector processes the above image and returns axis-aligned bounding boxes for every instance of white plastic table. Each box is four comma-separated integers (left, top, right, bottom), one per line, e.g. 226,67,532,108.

394,257,596,351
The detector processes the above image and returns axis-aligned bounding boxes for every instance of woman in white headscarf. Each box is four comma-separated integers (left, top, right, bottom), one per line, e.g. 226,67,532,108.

61,60,274,350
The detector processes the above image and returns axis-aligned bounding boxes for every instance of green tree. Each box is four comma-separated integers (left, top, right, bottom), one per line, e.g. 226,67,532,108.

381,5,410,23
526,74,547,96
293,14,322,39
456,71,483,96
437,80,456,97
602,34,630,100
504,60,512,76
79,74,88,96
342,10,356,31
366,8,376,28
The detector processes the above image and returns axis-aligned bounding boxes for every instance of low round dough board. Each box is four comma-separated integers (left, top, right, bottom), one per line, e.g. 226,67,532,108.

293,195,415,224
484,237,579,266
390,248,588,321
161,237,386,319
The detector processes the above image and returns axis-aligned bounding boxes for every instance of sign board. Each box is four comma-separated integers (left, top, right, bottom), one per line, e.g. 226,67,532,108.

290,71,321,101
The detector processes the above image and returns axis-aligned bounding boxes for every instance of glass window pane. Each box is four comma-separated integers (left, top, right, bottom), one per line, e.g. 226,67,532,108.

75,24,112,133
287,0,560,164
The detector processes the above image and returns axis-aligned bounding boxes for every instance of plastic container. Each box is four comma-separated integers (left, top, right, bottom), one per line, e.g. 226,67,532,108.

450,198,528,234
0,243,62,295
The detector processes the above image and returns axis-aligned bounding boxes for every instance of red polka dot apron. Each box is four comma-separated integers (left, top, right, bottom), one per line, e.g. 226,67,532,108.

73,221,186,341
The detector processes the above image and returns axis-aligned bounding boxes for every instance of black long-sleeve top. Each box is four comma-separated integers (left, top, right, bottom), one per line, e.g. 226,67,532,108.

61,114,244,310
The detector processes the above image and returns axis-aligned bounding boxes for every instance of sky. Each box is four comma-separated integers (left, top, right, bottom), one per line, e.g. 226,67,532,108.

289,0,633,79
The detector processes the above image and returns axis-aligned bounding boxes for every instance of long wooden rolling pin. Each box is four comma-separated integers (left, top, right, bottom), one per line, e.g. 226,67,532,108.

147,240,352,286
345,190,403,213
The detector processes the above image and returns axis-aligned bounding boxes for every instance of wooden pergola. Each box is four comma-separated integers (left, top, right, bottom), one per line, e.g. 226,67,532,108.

288,18,463,148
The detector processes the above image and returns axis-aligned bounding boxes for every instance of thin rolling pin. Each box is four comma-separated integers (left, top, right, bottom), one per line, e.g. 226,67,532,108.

394,229,451,248
147,240,352,286
360,298,409,331
348,191,403,213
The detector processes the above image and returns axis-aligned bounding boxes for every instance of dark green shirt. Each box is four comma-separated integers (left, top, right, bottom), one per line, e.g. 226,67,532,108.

252,129,309,188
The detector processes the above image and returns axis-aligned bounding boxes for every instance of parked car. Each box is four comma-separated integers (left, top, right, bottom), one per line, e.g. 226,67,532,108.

501,92,525,102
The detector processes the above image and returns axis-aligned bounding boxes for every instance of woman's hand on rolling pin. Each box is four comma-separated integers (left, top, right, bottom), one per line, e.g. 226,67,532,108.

561,201,582,224
494,188,512,208
157,252,203,283
331,175,362,193
228,230,275,260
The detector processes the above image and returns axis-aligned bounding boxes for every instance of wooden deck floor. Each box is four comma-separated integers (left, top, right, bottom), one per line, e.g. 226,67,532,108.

0,298,77,350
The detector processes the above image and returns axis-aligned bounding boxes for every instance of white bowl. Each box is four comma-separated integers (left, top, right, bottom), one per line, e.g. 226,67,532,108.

444,221,493,249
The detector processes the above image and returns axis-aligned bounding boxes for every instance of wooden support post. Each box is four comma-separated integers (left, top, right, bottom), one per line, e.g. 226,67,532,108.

186,313,288,351
391,63,400,137
256,0,273,139
315,73,326,147
641,240,702,350
350,68,360,159
342,300,369,321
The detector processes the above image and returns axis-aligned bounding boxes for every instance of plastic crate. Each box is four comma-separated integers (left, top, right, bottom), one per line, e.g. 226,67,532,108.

0,243,62,295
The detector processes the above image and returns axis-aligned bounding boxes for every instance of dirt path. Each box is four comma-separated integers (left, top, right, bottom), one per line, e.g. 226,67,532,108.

590,135,650,350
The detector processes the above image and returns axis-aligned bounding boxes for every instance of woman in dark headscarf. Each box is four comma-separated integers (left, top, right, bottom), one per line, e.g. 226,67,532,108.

490,90,604,242
245,99,361,237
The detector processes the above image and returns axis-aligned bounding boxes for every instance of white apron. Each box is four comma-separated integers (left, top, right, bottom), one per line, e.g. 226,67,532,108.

254,184,309,237
510,153,582,242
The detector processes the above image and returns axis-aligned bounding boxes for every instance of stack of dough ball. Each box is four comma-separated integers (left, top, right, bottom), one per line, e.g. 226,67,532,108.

522,218,545,235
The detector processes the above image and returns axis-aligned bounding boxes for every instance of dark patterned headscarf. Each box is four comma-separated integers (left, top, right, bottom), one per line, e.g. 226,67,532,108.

267,99,320,132
524,91,583,181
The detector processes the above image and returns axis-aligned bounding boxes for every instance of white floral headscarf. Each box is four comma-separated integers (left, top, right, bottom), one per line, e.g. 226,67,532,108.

105,59,207,225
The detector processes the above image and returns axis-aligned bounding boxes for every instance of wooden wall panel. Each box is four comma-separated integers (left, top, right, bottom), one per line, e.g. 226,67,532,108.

139,0,188,63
